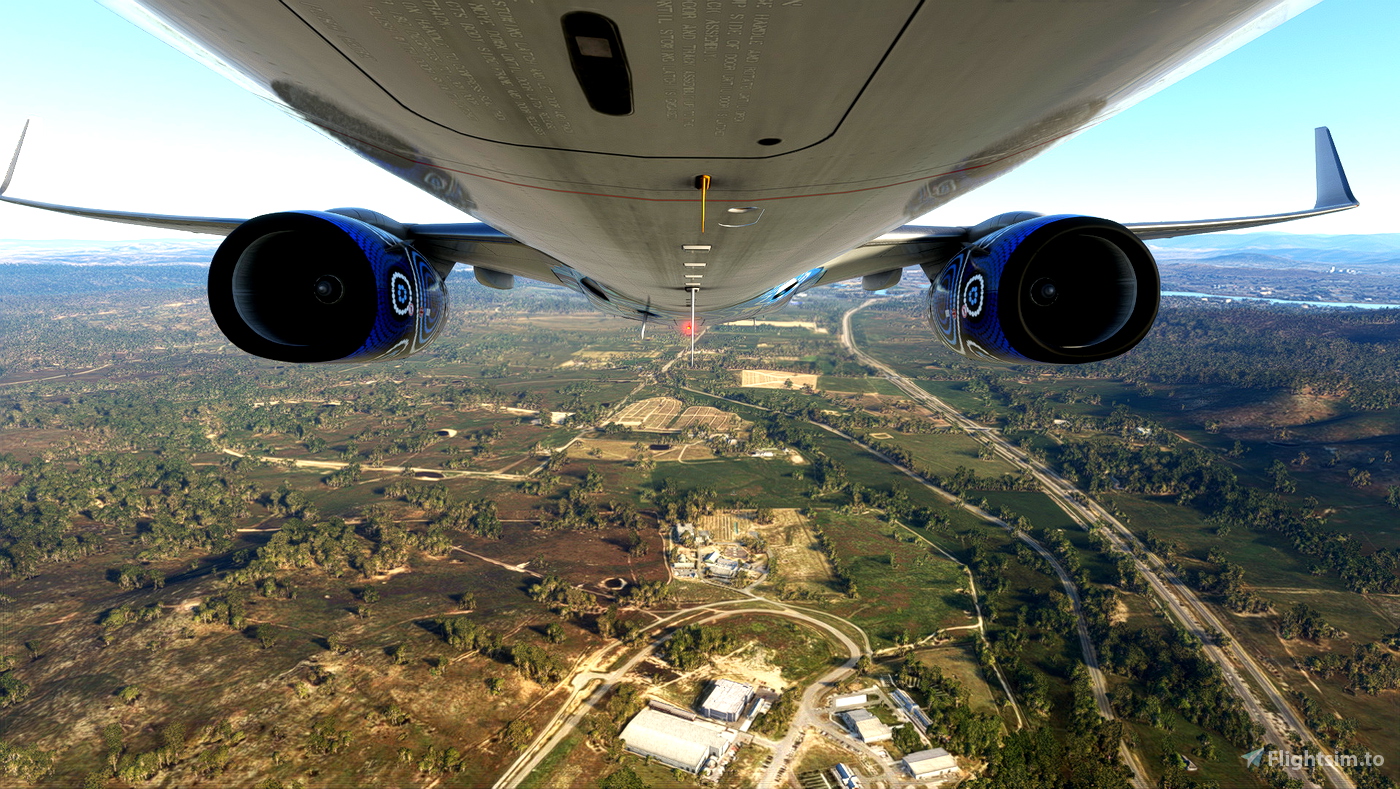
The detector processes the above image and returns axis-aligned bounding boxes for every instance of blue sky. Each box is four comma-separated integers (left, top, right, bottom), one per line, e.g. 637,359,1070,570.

1,0,1395,240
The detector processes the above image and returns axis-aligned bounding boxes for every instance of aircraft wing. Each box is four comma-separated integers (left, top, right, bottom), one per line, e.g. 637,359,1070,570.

826,127,1359,284
1,124,247,235
7,120,1357,293
2,120,562,286
1124,127,1358,240
407,224,564,288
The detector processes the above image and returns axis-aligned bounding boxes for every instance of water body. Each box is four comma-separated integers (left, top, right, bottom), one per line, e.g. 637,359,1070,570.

1161,291,1400,310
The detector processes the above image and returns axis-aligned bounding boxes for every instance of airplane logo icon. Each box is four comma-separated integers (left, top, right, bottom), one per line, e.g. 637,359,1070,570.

1242,747,1266,767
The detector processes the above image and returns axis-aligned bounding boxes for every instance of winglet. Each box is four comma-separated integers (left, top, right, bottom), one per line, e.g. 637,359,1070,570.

1125,126,1360,240
1315,126,1358,210
1,120,29,196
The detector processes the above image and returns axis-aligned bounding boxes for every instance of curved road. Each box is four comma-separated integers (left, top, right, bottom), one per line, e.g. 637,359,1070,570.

497,604,861,789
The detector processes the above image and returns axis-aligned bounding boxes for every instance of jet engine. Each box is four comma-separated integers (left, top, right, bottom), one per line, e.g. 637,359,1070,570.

208,210,448,363
928,214,1158,364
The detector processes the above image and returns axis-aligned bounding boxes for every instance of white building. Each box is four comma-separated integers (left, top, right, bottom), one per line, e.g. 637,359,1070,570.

839,708,892,744
902,748,959,780
833,762,863,789
620,708,736,773
831,693,867,709
700,679,754,723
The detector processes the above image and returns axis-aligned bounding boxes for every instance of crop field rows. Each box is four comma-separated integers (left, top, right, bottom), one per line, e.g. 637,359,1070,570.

609,396,682,430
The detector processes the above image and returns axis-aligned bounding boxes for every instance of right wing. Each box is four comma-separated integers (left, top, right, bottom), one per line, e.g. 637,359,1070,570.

1123,127,1359,240
822,127,1359,286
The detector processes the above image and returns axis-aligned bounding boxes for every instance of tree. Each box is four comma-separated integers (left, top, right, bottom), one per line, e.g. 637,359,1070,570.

252,625,278,649
599,766,647,789
116,685,141,704
893,722,923,754
503,720,534,751
546,623,566,644
0,673,31,707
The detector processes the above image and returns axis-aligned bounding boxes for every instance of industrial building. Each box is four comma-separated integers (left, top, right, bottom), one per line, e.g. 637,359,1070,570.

619,708,737,773
832,762,864,789
890,688,934,731
902,748,959,780
839,708,892,744
699,679,754,723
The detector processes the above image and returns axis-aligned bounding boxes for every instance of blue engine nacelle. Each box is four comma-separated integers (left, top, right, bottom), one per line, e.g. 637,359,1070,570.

208,211,448,363
928,214,1159,364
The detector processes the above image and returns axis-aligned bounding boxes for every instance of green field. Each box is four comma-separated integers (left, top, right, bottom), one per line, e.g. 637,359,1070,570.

809,511,977,647
817,375,903,396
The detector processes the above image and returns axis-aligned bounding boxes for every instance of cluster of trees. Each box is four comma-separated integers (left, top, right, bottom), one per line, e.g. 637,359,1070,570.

1304,640,1400,696
383,481,501,539
503,643,567,684
425,614,567,685
751,689,799,739
965,725,1126,789
653,481,718,523
0,453,256,578
1100,624,1260,749
1079,305,1400,410
1185,550,1272,614
0,667,31,709
809,521,857,597
1277,602,1341,642
579,682,646,765
662,624,740,671
527,575,598,616
99,601,163,642
0,739,51,784
1056,438,1400,594
430,615,500,654
894,660,1003,758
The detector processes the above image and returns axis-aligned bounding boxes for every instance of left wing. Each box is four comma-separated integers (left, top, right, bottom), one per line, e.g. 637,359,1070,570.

2,120,563,286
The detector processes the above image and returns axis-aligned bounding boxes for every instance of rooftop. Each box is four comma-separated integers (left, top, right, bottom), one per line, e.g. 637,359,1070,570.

620,709,734,772
903,747,958,774
701,679,754,716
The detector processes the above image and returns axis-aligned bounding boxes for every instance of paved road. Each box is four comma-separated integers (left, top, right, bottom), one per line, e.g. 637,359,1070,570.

841,299,1353,789
839,300,1153,789
498,602,862,789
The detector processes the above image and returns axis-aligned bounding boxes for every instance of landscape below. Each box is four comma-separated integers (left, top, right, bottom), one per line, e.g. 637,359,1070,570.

0,246,1397,789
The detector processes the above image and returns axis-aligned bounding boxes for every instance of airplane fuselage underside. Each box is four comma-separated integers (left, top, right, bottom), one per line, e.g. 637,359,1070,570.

99,1,1315,325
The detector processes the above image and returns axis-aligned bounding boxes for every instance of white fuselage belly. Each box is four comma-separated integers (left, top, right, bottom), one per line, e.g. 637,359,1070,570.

130,0,1311,320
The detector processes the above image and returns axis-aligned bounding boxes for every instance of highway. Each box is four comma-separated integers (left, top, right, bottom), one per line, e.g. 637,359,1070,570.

840,298,1353,789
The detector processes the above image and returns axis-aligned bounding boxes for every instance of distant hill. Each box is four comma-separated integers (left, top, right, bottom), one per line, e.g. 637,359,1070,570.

0,239,220,266
1148,233,1400,267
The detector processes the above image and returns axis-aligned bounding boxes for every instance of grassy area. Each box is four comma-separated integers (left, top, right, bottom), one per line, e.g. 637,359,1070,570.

906,644,1003,717
977,490,1079,531
649,455,805,508
817,375,903,396
879,430,1020,477
518,731,585,789
809,511,976,648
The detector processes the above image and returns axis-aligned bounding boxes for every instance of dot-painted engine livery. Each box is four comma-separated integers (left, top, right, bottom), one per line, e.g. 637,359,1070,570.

927,214,1159,365
208,210,449,364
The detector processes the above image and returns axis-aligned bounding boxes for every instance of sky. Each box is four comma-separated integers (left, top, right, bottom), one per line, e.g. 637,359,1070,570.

0,0,1396,241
